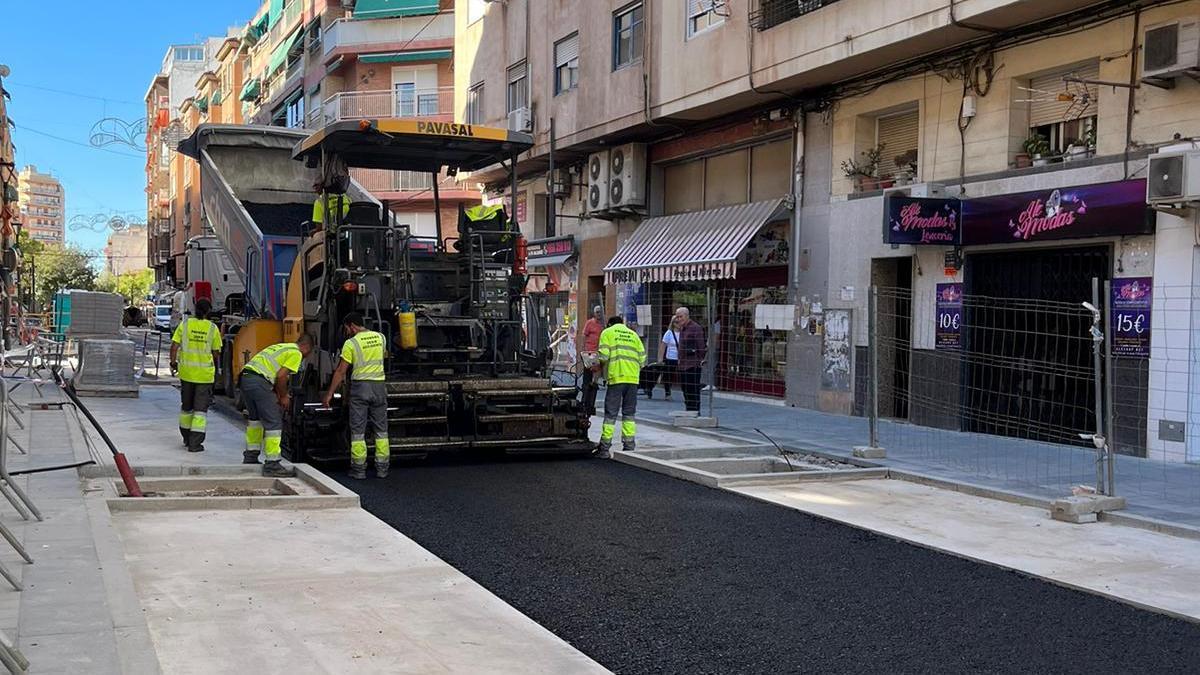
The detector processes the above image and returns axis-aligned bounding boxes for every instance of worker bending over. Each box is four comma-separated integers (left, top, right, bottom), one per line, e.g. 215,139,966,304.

169,298,221,453
596,315,646,457
322,313,389,479
241,335,315,477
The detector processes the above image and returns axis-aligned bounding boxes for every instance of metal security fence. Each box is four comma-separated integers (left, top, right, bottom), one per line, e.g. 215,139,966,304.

867,282,1200,524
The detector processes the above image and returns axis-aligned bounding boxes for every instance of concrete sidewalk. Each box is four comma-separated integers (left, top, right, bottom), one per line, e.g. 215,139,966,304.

629,389,1200,527
0,382,606,674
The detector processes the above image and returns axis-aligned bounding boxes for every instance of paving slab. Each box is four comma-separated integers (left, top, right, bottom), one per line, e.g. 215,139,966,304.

111,507,607,674
730,478,1200,622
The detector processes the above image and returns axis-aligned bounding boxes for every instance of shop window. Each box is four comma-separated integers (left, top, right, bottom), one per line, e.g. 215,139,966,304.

750,138,793,201
703,149,749,209
1026,60,1099,157
663,159,704,215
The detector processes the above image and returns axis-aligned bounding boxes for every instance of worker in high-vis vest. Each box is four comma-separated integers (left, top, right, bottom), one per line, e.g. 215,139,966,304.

240,335,315,477
169,298,221,453
322,312,388,480
596,315,646,458
311,181,350,231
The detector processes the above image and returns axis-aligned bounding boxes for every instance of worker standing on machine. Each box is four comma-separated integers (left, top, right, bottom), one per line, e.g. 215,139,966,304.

169,298,221,453
241,335,315,476
322,313,389,480
311,177,349,232
595,315,645,458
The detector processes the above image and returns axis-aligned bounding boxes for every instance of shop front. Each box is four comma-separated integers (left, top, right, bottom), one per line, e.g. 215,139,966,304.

525,235,580,380
882,178,1154,450
604,199,793,398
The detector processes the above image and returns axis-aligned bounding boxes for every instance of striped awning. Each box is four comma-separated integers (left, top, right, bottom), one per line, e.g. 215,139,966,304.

604,198,789,284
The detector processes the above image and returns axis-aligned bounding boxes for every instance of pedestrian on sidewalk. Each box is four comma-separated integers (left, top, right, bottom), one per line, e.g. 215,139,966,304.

674,307,707,414
322,313,389,480
596,315,645,457
169,298,221,453
579,304,603,416
655,316,680,400
241,335,315,476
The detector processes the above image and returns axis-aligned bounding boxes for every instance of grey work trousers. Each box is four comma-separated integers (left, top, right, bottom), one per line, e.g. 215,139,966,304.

349,381,389,462
179,381,213,451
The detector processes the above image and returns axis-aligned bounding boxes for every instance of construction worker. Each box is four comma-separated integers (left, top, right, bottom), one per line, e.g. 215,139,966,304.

169,298,221,453
322,313,388,479
596,315,645,458
311,179,349,231
241,335,315,477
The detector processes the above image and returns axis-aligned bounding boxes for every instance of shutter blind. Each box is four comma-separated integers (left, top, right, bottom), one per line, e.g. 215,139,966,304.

876,109,919,178
507,61,526,83
1029,61,1099,127
556,34,579,65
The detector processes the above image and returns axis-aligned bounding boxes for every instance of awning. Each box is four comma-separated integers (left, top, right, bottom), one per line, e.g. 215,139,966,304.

268,0,285,28
239,78,261,101
324,57,344,75
195,96,209,112
603,198,790,284
352,0,439,19
529,253,573,268
211,91,223,105
268,30,303,74
359,49,452,64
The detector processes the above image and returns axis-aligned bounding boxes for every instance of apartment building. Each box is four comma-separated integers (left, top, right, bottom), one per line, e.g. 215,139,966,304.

104,223,149,277
455,0,1199,440
145,41,224,284
16,165,65,247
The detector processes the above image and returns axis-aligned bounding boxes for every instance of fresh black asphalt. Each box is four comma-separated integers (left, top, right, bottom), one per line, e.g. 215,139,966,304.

336,456,1200,674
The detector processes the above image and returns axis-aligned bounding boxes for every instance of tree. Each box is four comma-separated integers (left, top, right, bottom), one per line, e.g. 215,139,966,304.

97,268,154,304
33,245,96,309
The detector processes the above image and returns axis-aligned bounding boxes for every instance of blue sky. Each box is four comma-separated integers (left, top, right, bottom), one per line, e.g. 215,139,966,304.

3,0,252,257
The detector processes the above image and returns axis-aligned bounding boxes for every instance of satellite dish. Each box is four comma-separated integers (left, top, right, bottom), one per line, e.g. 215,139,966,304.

0,65,10,78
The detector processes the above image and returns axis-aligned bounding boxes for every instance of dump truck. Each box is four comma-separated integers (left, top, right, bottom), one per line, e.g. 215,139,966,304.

178,125,379,401
180,120,590,462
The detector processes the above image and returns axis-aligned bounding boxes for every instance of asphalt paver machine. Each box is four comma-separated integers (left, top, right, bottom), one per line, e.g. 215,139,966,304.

284,119,591,461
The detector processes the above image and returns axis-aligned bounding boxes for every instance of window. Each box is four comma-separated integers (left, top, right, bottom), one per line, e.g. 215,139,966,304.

554,33,579,95
467,83,485,125
613,3,644,70
393,66,439,116
285,94,305,129
1027,60,1099,156
687,0,726,38
506,61,528,113
307,21,322,52
875,109,919,179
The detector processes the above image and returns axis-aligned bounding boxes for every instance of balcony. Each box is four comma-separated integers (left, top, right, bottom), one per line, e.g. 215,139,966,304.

323,12,454,58
750,0,841,31
306,87,453,127
350,168,436,193
265,0,303,50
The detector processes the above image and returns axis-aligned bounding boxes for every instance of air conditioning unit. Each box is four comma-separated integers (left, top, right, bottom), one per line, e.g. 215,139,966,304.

1147,150,1200,204
586,151,610,213
507,107,533,133
909,182,947,198
607,143,646,210
1142,18,1200,80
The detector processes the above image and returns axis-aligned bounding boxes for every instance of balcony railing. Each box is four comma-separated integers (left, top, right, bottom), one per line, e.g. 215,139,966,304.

750,0,842,31
266,0,303,48
306,87,453,127
323,12,454,56
350,168,438,193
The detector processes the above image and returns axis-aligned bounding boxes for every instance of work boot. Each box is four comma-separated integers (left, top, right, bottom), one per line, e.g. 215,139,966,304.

262,460,289,477
375,460,390,479
180,429,190,446
187,443,205,453
242,451,261,465
622,439,636,454
594,442,611,459
349,460,367,480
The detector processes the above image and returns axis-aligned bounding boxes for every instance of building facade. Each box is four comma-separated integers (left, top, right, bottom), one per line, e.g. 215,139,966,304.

454,0,1200,464
16,165,64,247
104,223,149,277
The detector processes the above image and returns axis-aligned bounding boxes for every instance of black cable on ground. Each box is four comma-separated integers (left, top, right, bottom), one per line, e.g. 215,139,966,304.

10,460,95,476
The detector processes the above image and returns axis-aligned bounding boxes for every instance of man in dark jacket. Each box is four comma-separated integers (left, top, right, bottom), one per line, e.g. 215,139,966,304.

674,307,707,413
